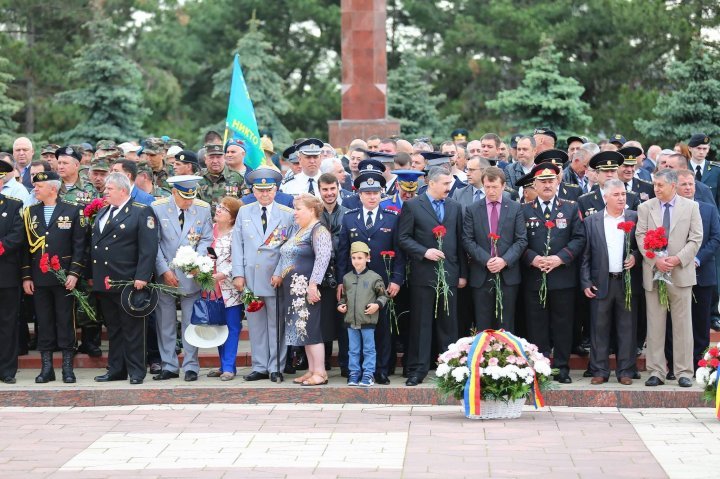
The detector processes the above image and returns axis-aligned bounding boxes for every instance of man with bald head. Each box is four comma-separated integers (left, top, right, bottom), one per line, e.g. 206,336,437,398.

13,137,34,190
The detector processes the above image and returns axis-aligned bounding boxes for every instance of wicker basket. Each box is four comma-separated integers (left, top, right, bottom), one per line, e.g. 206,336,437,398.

461,397,526,420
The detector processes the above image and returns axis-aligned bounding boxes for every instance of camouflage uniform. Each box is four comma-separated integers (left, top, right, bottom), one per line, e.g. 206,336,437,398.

137,163,171,199
60,177,98,205
142,137,174,189
198,165,245,212
95,140,122,163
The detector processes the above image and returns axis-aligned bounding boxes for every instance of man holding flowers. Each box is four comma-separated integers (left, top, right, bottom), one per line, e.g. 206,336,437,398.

636,169,702,387
521,162,585,384
580,178,641,385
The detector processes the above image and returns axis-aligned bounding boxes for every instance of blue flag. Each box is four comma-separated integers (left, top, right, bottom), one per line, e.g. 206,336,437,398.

224,54,264,169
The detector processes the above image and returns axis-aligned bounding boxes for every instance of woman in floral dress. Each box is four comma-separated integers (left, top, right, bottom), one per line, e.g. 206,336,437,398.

278,194,332,386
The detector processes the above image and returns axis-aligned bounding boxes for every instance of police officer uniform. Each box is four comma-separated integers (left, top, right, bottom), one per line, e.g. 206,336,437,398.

618,147,654,202
280,138,324,198
578,152,641,218
688,133,720,205
152,176,213,382
0,161,25,384
337,161,406,384
521,162,586,383
417,152,467,197
534,149,582,202
380,170,424,211
91,185,158,384
22,171,88,383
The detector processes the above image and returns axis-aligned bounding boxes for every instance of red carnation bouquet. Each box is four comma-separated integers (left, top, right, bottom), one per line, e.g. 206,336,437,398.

380,250,399,333
538,221,555,308
643,226,671,310
695,345,720,418
40,253,96,322
617,221,636,310
83,198,106,225
432,225,451,317
241,288,265,313
487,233,503,324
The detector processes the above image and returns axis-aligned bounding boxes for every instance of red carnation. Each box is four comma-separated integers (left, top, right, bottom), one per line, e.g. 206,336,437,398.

617,221,635,234
50,255,61,271
709,347,719,358
39,253,50,274
699,359,708,368
380,250,396,258
0,241,4,256
711,358,720,369
432,225,447,238
247,300,265,313
488,233,500,241
645,251,656,259
545,220,555,229
104,276,112,290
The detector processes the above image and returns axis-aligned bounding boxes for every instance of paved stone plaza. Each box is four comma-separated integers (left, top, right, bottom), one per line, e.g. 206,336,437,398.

0,403,717,478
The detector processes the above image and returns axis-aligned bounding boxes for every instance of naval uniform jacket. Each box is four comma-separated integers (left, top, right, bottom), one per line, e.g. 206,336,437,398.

0,194,25,288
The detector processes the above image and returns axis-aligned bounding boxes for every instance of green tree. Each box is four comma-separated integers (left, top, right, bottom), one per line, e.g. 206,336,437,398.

388,55,458,141
54,18,149,144
635,41,720,142
211,16,293,147
486,43,591,133
0,54,22,149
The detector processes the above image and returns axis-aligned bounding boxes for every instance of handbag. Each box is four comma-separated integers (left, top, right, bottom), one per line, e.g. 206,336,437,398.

191,291,227,326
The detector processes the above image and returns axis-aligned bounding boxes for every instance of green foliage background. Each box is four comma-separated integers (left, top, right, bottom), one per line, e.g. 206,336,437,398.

0,0,719,151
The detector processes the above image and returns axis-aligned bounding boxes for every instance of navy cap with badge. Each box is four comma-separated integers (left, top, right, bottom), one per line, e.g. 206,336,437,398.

510,134,523,149
282,144,300,164
589,151,624,171
530,162,561,180
394,169,424,193
296,138,323,156
354,171,386,192
168,175,203,199
357,158,385,175
609,133,627,146
688,133,710,148
32,171,61,182
55,146,82,162
175,150,200,168
451,128,469,142
366,150,395,164
617,146,643,166
420,151,453,168
533,149,569,166
246,166,283,190
533,127,557,143
515,171,535,190
0,160,13,178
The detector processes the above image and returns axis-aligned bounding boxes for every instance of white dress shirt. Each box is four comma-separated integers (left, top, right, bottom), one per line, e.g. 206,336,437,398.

603,210,626,273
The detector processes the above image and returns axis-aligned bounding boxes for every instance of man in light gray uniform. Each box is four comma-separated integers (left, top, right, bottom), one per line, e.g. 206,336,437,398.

152,175,213,381
232,167,295,382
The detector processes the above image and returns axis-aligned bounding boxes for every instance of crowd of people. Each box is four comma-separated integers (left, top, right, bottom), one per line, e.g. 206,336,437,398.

0,127,717,389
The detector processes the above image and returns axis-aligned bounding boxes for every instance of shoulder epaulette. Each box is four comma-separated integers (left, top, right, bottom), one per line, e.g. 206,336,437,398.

152,197,170,206
637,178,653,186
709,161,720,168
578,191,595,199
239,203,255,209
560,199,577,205
382,207,399,215
2,194,24,204
277,203,294,213
563,182,580,188
504,186,517,194
346,207,361,213
60,199,78,206
193,199,210,208
132,202,147,208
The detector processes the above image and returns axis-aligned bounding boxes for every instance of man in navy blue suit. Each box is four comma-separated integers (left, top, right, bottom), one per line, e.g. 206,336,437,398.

111,160,156,206
336,159,405,385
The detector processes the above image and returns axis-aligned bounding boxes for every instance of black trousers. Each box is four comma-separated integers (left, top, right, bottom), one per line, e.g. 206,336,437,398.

146,310,161,364
524,287,575,372
0,287,19,378
456,286,474,337
407,285,458,380
471,280,519,333
33,285,76,352
97,292,146,379
589,277,637,379
373,306,392,375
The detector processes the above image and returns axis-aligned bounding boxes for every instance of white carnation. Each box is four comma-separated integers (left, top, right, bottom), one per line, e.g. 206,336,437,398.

710,371,718,384
436,363,451,377
451,366,470,382
696,367,710,385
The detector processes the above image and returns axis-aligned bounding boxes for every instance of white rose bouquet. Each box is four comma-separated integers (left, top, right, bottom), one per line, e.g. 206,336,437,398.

170,245,216,291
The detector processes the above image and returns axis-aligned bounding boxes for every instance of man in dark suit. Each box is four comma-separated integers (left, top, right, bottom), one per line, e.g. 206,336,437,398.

91,172,158,385
21,172,88,384
521,162,586,383
581,179,641,385
337,160,405,385
673,170,720,368
578,152,641,218
688,133,720,205
0,161,25,384
462,166,527,332
399,166,467,386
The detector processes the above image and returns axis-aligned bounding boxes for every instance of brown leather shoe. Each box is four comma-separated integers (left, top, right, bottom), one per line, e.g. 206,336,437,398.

590,376,608,385
619,377,633,385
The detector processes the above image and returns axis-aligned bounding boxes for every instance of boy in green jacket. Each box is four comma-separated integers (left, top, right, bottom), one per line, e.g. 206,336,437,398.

338,241,389,387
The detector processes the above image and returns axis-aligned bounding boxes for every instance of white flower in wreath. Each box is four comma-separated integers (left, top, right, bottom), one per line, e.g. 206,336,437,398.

436,363,451,377
451,366,470,382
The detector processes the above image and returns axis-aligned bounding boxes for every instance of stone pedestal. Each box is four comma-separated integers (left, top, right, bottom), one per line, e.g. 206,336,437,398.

328,0,400,148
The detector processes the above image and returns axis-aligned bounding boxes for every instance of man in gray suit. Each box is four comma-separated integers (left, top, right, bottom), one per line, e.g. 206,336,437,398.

581,179,641,385
232,167,295,382
152,175,213,381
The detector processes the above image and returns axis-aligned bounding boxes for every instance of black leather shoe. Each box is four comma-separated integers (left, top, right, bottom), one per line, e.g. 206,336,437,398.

633,371,642,380
405,376,422,386
554,373,572,384
94,372,127,382
582,369,593,378
645,376,664,387
270,372,284,383
283,363,296,374
2,376,16,384
129,377,143,385
294,356,309,371
666,372,676,381
243,371,269,381
340,368,349,378
152,370,179,381
572,346,589,357
375,373,390,385
184,371,198,382
149,363,162,375
77,343,102,358
678,377,692,388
